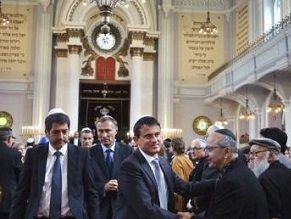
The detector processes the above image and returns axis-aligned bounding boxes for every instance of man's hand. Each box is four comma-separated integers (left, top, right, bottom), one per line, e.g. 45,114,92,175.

104,179,118,192
177,212,194,219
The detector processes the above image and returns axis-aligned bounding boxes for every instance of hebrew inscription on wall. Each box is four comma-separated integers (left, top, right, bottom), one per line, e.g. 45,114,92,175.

0,5,33,80
178,13,224,85
235,2,249,54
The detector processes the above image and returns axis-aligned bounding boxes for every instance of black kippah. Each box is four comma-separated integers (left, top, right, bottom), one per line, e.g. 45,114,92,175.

215,129,236,141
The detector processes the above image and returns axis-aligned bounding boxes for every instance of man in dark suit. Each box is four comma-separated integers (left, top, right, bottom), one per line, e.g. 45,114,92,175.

179,129,269,219
249,138,291,219
69,130,81,146
90,115,132,219
0,127,22,219
10,108,100,219
113,116,215,219
188,138,219,217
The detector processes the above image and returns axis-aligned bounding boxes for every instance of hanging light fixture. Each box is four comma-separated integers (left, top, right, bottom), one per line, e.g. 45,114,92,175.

91,0,130,34
240,88,255,120
0,0,11,26
267,75,284,113
216,99,228,125
199,0,218,35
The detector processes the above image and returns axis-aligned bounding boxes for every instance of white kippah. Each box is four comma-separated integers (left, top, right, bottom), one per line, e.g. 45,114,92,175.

47,108,66,117
81,127,92,133
27,137,34,144
197,138,207,148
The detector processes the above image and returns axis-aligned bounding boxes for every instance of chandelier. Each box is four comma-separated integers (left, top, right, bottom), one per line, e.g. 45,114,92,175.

216,99,228,125
0,0,11,26
267,75,284,113
239,97,255,120
91,0,130,34
199,0,218,35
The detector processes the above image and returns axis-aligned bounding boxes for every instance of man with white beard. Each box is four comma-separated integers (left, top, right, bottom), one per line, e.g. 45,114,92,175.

249,138,291,219
248,142,270,178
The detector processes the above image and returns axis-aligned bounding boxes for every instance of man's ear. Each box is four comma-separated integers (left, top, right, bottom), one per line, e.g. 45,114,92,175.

133,136,138,144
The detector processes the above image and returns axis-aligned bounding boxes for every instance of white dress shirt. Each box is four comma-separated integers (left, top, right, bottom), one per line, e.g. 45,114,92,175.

37,143,72,217
139,148,168,209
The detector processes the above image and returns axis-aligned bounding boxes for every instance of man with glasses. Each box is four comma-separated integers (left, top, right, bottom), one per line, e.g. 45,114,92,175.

188,138,217,217
248,140,270,178
179,128,269,219
249,138,291,219
0,127,22,218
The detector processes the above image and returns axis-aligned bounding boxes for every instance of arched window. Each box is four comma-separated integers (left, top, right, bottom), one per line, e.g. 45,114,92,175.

274,0,282,24
264,0,282,32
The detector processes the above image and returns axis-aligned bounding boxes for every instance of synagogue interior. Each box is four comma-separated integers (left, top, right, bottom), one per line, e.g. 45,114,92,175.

0,0,290,146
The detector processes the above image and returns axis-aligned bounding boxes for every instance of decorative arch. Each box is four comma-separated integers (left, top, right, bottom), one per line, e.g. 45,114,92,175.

54,0,157,30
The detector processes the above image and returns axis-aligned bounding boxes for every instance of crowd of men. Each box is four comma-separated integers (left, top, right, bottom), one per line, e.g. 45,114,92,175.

0,108,290,219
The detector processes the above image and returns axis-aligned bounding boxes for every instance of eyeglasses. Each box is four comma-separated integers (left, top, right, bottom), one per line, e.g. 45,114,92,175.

249,150,268,157
190,147,203,151
204,145,227,152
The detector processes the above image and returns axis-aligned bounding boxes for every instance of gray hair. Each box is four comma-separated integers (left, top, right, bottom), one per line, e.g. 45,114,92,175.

218,135,237,153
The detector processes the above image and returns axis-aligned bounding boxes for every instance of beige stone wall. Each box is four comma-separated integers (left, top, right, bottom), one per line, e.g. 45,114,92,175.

0,5,33,80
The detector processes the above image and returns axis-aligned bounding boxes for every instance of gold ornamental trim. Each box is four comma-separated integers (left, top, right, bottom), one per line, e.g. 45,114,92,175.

130,47,144,57
144,37,155,47
55,49,68,58
67,28,84,39
143,52,155,61
129,31,146,41
55,33,68,43
68,45,82,54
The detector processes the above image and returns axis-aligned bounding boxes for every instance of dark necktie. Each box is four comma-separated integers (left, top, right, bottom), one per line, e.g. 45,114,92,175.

50,151,62,218
152,158,168,209
106,149,113,172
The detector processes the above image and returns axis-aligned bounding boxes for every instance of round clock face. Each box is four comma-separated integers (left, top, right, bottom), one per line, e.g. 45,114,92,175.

96,33,116,51
0,111,13,128
192,116,212,136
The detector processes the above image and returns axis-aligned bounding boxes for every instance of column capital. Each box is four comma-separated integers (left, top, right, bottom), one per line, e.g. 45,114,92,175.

66,28,85,39
55,48,68,58
143,52,155,61
68,45,82,55
130,47,144,57
55,33,68,44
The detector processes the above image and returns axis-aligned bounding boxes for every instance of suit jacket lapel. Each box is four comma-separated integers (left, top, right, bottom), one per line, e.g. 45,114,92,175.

93,145,110,177
134,149,158,188
38,145,49,194
112,143,121,176
67,144,77,189
159,157,173,191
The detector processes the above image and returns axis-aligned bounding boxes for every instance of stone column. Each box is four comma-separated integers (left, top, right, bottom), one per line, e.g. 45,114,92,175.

254,107,263,137
66,44,82,131
283,100,291,145
157,4,174,129
54,48,68,107
53,29,69,109
32,5,54,128
142,34,158,116
130,46,144,130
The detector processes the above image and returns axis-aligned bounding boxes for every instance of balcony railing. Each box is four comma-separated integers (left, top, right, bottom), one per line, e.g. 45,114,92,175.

208,13,291,80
